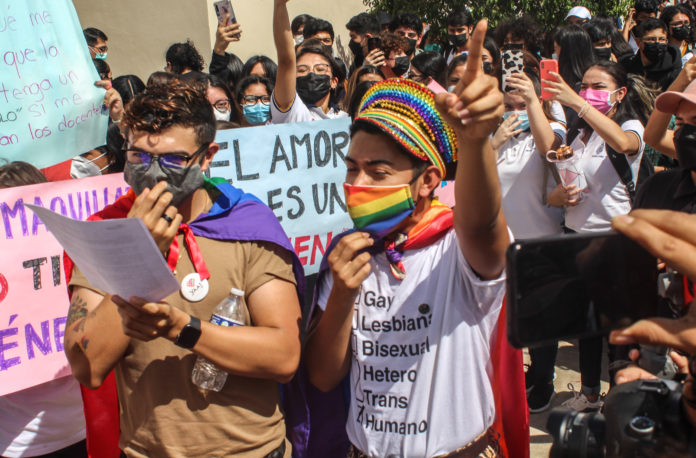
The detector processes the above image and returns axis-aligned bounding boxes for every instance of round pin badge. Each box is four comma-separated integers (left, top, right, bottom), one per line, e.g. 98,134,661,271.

180,272,209,302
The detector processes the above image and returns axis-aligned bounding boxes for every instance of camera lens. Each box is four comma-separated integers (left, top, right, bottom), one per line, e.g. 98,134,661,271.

629,416,655,438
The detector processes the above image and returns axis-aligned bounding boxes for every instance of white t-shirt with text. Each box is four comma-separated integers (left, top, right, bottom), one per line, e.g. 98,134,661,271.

271,92,348,124
497,123,565,239
317,230,507,457
564,119,644,233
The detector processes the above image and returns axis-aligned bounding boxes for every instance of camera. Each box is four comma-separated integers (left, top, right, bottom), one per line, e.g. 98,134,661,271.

547,379,693,457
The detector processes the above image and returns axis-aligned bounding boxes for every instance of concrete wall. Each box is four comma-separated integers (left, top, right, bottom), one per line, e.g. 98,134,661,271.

72,0,367,82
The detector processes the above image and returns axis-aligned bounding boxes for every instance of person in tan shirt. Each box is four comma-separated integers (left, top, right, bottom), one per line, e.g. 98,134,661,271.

64,80,302,457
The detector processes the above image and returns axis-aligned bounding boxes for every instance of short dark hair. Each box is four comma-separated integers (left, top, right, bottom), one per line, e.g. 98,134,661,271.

242,55,278,84
122,81,216,147
388,12,423,36
634,18,668,38
495,15,544,57
92,58,110,80
235,75,274,104
411,51,447,86
291,14,313,35
447,9,473,27
303,18,335,41
350,120,429,178
0,161,47,189
346,13,380,35
83,27,107,46
166,40,204,74
634,0,659,15
111,75,146,106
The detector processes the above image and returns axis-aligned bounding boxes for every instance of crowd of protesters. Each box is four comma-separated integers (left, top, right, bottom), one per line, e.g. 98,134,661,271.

5,0,696,456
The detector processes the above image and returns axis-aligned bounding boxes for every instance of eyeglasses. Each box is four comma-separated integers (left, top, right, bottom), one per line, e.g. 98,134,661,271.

212,99,231,112
642,36,669,44
125,143,209,170
241,94,271,105
90,45,108,53
296,63,331,76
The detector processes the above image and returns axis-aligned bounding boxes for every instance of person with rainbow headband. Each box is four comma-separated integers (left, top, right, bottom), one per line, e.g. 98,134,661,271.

305,20,528,457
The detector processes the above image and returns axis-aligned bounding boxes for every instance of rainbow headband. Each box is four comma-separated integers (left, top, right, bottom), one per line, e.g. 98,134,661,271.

355,79,458,176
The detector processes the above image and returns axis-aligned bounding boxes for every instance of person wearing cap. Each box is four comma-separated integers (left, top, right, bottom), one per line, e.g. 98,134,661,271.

567,6,592,26
305,20,527,458
635,73,696,212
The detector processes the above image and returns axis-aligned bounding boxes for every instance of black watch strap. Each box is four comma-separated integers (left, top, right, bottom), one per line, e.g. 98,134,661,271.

174,316,202,349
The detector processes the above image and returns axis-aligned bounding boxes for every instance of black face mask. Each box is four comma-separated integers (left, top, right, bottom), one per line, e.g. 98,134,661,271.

296,73,332,106
349,39,363,59
674,123,696,171
483,61,493,75
405,38,418,55
391,56,410,76
672,25,691,41
124,160,205,208
643,42,667,62
593,47,612,60
448,33,468,48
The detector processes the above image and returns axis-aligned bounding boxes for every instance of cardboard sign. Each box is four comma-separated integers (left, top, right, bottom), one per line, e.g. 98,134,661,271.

0,0,108,168
213,118,353,275
0,174,128,395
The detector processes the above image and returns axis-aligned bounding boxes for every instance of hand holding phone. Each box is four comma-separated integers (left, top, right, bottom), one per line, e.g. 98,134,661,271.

502,49,524,93
540,59,558,101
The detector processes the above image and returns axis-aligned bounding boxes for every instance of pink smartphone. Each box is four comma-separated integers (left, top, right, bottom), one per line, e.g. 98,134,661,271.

540,59,558,100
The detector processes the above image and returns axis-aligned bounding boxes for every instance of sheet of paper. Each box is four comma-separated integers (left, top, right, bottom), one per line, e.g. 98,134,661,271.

26,204,180,302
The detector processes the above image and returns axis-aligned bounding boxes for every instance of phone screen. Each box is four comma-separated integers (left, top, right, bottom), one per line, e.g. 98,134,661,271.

506,232,658,348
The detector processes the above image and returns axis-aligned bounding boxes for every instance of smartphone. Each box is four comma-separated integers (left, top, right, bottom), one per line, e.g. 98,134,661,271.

540,59,558,101
506,232,659,348
502,49,524,93
367,37,383,53
214,0,236,26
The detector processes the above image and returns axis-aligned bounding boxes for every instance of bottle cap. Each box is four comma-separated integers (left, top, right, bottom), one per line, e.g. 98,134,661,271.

230,288,245,297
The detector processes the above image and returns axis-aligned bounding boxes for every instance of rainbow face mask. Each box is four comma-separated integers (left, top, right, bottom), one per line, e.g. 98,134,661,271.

344,183,416,238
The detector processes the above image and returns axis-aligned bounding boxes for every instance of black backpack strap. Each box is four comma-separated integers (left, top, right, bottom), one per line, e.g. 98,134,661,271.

606,145,636,202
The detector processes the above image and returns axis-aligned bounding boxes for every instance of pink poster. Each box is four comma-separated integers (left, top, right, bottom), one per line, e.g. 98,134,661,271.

435,180,456,208
0,174,128,396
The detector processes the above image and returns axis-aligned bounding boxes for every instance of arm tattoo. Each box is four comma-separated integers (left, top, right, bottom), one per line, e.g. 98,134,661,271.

66,295,88,330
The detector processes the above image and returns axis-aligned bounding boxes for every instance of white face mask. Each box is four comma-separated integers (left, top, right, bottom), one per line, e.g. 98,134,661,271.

551,53,559,60
214,109,231,122
294,35,304,45
70,153,109,179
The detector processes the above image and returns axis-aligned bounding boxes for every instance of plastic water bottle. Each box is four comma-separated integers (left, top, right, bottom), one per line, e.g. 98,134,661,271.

192,288,247,391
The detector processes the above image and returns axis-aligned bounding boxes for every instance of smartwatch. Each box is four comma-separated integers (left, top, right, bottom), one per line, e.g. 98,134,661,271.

174,316,202,349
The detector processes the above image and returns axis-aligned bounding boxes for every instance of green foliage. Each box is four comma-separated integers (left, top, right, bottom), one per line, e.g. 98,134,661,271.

363,0,633,42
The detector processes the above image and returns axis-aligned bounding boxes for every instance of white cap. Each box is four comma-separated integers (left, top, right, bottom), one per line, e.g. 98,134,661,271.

566,6,592,20
231,288,245,296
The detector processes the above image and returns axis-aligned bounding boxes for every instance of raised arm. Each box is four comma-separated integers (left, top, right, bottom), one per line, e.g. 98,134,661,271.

273,0,296,111
64,287,130,388
644,56,696,158
545,72,640,155
506,72,560,154
435,19,509,280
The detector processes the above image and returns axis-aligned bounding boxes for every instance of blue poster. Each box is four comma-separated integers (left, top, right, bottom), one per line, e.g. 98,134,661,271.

214,118,353,275
0,0,108,168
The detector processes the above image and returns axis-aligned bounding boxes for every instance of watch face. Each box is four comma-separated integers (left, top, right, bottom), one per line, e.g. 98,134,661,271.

176,317,201,349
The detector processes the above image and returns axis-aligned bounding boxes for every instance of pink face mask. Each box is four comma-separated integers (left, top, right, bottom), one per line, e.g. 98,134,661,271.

579,88,620,114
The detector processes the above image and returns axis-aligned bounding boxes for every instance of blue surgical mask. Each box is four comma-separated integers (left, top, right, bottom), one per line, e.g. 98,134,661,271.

95,52,107,60
243,103,271,125
503,110,530,132
448,85,456,93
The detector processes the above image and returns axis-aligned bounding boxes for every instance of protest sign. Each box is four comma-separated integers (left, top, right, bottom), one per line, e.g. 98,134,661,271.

214,118,353,275
0,174,128,396
0,0,108,169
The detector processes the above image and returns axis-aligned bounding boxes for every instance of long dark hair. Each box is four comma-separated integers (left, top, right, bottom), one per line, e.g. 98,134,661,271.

411,51,447,86
661,5,696,44
567,61,657,143
556,25,595,92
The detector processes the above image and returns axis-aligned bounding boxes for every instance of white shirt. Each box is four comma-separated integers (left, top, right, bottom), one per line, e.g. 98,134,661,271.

497,123,565,239
0,376,86,457
564,119,645,233
317,230,507,457
270,92,348,124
